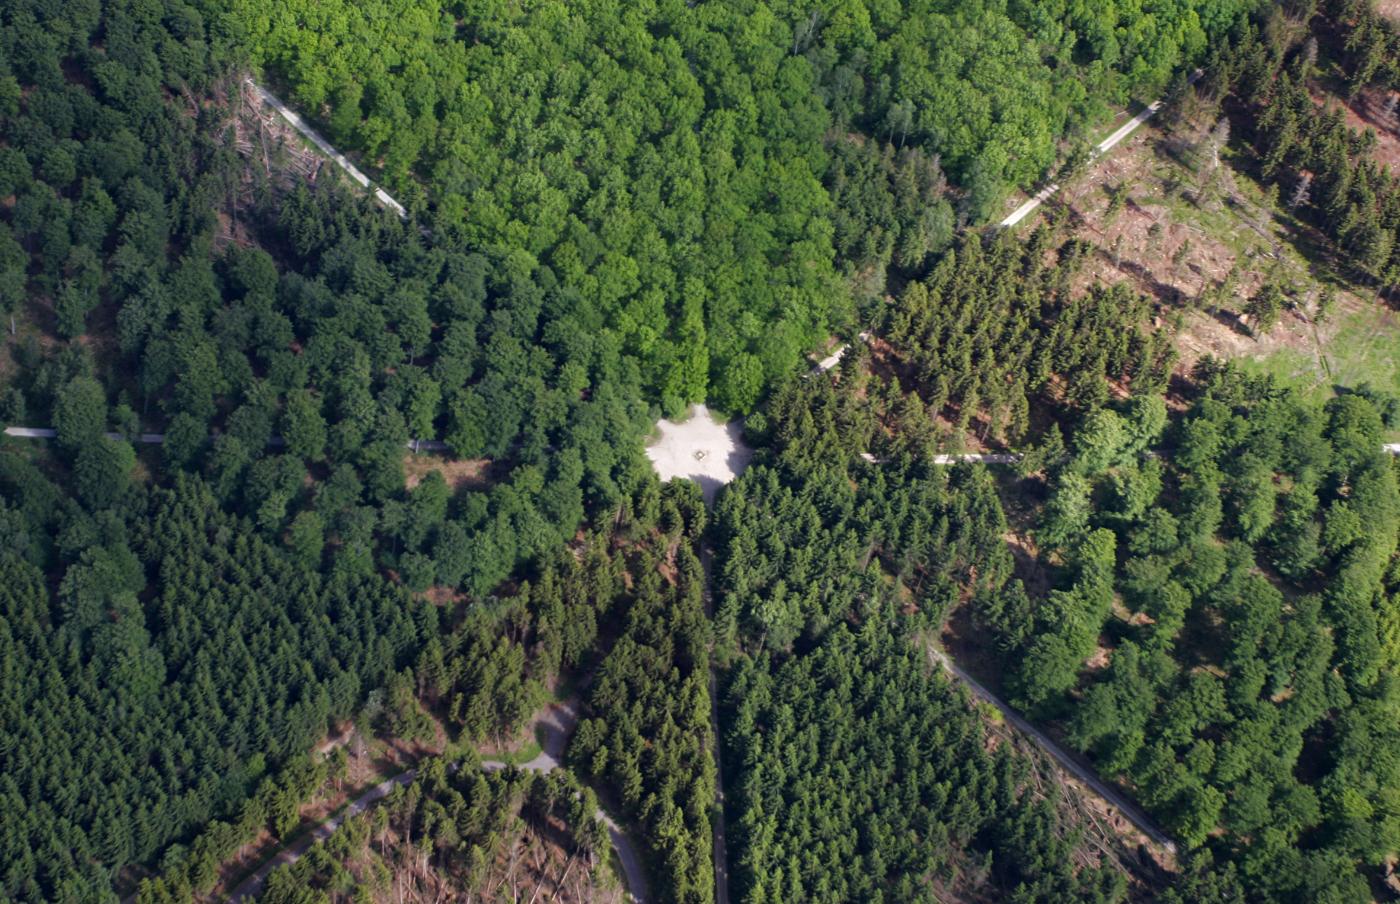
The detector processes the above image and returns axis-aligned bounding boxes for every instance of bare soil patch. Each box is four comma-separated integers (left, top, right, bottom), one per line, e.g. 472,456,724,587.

335,800,622,904
1052,120,1344,380
402,451,493,491
1051,103,1400,410
416,583,468,606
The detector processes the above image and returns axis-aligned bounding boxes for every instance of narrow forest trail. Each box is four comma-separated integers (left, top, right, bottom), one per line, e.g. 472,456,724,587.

927,646,1178,853
221,701,649,904
699,546,732,904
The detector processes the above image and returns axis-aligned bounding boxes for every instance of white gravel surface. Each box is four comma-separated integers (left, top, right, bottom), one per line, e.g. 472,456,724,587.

645,404,752,504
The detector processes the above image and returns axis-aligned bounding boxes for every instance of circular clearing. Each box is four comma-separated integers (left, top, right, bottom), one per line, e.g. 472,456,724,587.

645,404,753,505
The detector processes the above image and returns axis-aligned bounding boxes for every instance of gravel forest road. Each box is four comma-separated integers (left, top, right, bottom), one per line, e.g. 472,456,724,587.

999,75,1199,228
223,701,648,903
928,647,1178,853
224,771,416,903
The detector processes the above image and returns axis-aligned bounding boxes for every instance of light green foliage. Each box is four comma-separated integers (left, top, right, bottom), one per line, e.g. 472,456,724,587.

214,0,1254,409
0,2,1286,902
978,364,1400,902
223,0,847,411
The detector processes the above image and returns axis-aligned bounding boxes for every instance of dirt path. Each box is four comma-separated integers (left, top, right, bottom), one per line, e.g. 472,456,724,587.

699,547,732,904
927,646,1177,853
225,770,416,902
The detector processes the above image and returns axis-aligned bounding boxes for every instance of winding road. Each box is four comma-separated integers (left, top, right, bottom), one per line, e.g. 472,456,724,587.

480,701,648,904
224,701,648,903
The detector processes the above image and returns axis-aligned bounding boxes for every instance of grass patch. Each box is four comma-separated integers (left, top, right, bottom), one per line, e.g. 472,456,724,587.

1237,301,1400,403
1236,301,1400,443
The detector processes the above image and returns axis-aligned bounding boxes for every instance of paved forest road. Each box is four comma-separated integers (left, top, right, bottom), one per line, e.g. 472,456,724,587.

999,78,1190,228
998,99,1164,228
928,648,1178,853
224,701,648,903
247,80,407,219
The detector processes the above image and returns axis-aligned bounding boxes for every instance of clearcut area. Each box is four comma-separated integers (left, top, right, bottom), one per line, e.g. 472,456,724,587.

646,405,752,504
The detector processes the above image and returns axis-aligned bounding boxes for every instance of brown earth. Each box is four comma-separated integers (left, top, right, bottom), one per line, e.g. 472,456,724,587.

402,451,493,491
1048,119,1345,379
328,803,622,904
205,721,450,902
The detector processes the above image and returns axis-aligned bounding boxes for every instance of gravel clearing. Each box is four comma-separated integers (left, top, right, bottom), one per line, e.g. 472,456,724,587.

645,404,752,504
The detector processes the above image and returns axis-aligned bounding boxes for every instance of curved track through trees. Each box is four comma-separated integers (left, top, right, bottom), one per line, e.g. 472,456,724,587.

223,702,648,903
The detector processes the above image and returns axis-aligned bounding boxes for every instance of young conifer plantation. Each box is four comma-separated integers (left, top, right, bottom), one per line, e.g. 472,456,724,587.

9,2,1400,904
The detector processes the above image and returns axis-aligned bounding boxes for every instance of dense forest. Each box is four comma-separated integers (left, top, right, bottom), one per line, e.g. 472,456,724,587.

569,482,716,904
1202,0,1400,291
0,460,428,901
714,375,1135,902
208,0,1260,407
884,228,1177,447
971,364,1400,901
11,0,1400,902
0,452,713,903
0,0,661,610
